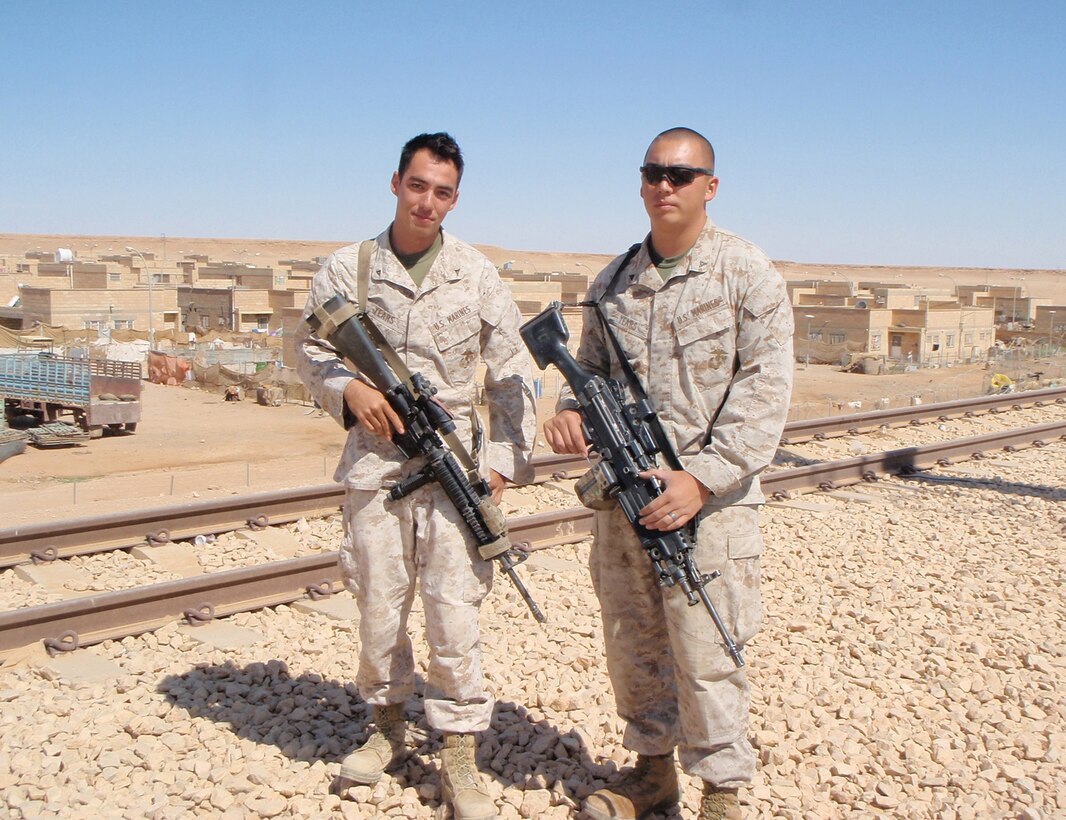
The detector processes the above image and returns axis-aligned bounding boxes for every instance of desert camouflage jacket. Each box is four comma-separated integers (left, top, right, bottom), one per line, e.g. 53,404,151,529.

559,223,793,506
296,229,536,491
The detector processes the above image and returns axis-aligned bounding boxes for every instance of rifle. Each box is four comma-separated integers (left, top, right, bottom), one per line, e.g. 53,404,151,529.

306,294,545,623
520,301,742,665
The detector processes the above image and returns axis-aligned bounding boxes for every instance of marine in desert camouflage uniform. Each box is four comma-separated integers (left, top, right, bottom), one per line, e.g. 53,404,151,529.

544,128,793,819
295,132,535,820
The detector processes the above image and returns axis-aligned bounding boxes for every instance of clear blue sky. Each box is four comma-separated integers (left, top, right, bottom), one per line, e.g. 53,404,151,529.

2,1,1063,269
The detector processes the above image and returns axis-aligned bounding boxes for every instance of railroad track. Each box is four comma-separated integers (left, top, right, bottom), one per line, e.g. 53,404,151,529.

3,388,1065,569
780,385,1066,443
2,417,1064,659
0,453,586,569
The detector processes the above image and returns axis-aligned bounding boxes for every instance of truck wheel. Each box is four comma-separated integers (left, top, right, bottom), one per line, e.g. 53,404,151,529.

10,414,39,430
89,426,104,439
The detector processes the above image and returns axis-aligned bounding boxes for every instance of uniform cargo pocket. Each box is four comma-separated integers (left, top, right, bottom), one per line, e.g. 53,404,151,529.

728,532,761,560
727,531,762,645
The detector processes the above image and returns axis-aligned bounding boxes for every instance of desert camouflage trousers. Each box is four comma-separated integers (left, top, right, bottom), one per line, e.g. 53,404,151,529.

590,502,763,787
341,483,495,733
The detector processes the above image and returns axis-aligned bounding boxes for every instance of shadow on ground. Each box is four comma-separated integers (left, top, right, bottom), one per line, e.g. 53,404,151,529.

158,659,651,816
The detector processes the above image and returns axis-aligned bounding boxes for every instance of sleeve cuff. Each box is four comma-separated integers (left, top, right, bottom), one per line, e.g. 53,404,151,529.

487,440,534,485
683,452,741,498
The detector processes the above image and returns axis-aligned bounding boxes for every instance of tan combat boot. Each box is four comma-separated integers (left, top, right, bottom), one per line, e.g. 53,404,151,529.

440,733,497,820
698,783,742,820
583,752,680,820
338,703,407,784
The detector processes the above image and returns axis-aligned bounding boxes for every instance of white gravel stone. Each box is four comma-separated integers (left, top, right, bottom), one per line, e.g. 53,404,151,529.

3,437,1065,817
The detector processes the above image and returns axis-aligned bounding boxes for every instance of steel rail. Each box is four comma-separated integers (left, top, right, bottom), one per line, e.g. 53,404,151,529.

3,423,1063,657
0,453,591,569
0,507,594,656
765,419,1066,497
780,385,1066,443
3,391,1064,569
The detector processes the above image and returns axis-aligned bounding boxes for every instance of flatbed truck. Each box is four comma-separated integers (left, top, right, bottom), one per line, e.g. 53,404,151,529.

0,353,142,438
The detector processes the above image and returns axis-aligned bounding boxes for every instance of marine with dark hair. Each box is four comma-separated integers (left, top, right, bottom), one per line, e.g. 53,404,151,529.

398,131,465,182
544,127,793,819
295,131,535,820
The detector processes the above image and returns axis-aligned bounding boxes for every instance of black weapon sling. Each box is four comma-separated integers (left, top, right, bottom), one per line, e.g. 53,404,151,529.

580,243,687,475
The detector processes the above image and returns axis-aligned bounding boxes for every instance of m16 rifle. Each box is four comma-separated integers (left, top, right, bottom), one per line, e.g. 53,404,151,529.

306,294,545,622
520,301,742,665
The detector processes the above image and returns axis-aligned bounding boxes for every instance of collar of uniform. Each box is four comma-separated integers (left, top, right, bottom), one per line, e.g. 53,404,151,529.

685,223,719,275
629,224,720,290
372,228,462,295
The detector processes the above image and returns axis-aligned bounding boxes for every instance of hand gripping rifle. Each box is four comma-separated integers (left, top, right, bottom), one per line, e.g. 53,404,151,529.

306,294,545,622
520,302,742,665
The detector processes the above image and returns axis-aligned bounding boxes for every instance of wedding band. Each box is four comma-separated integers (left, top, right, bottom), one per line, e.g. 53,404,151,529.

669,512,678,521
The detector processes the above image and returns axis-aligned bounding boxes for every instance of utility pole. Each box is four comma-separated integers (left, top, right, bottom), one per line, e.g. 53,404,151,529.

804,314,814,369
126,246,154,351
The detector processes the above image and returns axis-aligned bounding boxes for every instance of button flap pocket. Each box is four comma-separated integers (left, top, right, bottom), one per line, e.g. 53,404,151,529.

432,309,481,352
675,303,733,347
727,532,762,559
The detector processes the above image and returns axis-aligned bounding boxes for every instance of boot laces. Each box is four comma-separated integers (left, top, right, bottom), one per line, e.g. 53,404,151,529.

446,736,480,790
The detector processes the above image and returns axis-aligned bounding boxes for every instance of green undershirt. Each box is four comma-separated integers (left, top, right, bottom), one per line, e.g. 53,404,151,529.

648,240,693,280
394,231,443,289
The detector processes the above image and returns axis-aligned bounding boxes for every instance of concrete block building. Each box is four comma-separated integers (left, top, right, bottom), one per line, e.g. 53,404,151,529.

790,278,997,365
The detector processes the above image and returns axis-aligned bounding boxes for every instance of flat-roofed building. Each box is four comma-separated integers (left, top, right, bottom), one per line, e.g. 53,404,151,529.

792,278,997,365
18,285,178,335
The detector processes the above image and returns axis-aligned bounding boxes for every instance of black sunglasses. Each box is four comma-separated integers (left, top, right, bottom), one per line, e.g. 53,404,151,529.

639,163,715,187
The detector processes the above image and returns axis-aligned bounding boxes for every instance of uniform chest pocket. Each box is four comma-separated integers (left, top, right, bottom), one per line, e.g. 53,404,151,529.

431,310,482,377
674,304,735,391
432,310,480,351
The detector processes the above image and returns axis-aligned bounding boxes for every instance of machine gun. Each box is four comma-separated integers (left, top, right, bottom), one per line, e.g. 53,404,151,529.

520,302,742,665
306,294,545,623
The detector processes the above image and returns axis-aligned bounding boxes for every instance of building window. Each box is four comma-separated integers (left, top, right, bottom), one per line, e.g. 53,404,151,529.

870,333,881,349
829,332,846,345
947,334,955,346
964,333,974,345
257,316,269,330
109,272,121,282
114,319,133,330
85,320,102,330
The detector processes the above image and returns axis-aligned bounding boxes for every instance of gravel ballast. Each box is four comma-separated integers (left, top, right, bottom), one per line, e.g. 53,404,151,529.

1,441,1063,818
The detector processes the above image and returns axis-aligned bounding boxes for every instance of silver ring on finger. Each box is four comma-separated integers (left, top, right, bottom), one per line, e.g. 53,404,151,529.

668,511,678,522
